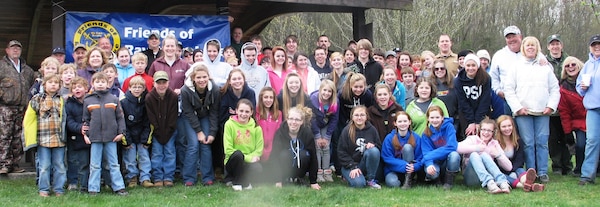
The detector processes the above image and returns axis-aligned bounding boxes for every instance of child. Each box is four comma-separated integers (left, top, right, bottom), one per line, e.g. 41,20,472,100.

413,106,459,190
266,47,290,94
58,63,76,98
23,74,67,197
145,71,179,187
381,111,419,189
368,83,404,144
101,63,125,99
115,48,135,86
405,78,448,135
203,39,234,87
82,72,128,196
277,73,310,119
309,80,338,182
400,67,416,107
381,66,407,109
337,106,382,189
65,77,91,192
120,76,153,188
255,87,282,162
122,52,154,92
223,99,264,191
29,57,60,99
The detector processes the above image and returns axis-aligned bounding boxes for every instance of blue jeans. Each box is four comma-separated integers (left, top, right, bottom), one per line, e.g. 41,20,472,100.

67,149,89,189
123,143,151,182
581,109,600,182
175,116,187,174
341,147,380,188
181,116,214,184
88,142,125,193
37,146,66,194
506,168,526,187
574,130,587,174
462,152,508,187
152,135,176,182
384,144,414,187
515,115,550,176
425,151,461,180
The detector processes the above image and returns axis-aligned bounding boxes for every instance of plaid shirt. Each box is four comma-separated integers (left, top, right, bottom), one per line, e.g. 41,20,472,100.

30,93,65,148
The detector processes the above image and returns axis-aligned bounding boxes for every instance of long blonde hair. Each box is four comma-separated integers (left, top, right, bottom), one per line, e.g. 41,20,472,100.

560,56,584,80
281,73,306,118
495,115,520,149
341,72,366,101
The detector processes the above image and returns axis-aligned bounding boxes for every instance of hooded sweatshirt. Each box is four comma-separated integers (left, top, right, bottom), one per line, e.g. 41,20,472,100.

202,39,233,87
381,129,420,175
309,90,339,140
120,90,151,146
240,42,270,100
180,79,220,137
218,84,256,126
338,89,374,126
368,101,403,142
272,122,318,184
337,122,381,170
454,69,492,125
414,118,457,171
223,115,264,164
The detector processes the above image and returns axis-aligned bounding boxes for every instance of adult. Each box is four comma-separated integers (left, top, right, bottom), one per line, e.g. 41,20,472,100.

310,35,334,67
545,34,573,176
239,42,270,101
311,47,332,80
115,47,135,86
292,53,320,94
0,40,35,174
147,34,190,94
385,51,398,71
354,39,383,92
72,44,87,70
229,26,244,60
431,60,459,139
77,47,109,84
284,35,299,58
51,47,66,65
435,34,459,77
182,47,194,65
142,32,162,73
250,35,264,64
97,37,116,63
266,46,291,94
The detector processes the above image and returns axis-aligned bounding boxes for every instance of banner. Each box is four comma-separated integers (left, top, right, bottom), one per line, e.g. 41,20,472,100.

65,12,230,62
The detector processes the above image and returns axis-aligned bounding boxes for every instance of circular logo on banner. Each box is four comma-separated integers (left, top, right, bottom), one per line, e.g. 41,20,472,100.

73,20,121,52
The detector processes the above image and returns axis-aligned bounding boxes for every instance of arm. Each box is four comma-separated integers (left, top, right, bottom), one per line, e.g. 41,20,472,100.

337,128,358,169
208,89,221,137
397,83,407,109
325,106,339,139
305,131,319,184
474,79,492,123
180,90,203,133
489,52,502,94
546,68,561,112
381,133,408,173
456,136,481,154
245,126,264,163
492,141,513,172
454,79,474,123
65,103,83,134
502,64,522,115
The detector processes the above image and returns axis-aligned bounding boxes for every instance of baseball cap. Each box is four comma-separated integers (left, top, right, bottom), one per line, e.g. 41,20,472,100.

385,51,397,58
547,34,561,44
7,40,22,47
590,34,600,46
177,41,183,49
392,47,402,53
52,47,66,54
153,71,169,82
476,49,491,60
183,47,193,54
73,44,86,52
503,26,521,37
148,31,160,40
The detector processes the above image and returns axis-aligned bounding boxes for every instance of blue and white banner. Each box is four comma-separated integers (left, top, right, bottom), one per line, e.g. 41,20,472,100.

65,12,230,62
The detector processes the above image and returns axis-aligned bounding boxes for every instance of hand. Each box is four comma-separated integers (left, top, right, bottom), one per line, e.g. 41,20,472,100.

83,135,91,145
197,131,206,142
539,58,549,66
365,142,375,149
406,163,414,173
349,168,362,179
543,107,553,115
415,70,423,77
275,182,282,188
581,85,589,91
487,148,499,158
251,156,260,163
81,125,89,135
205,135,215,144
113,134,124,142
174,88,181,95
426,165,437,176
310,183,321,190
516,108,528,116
497,91,505,99
125,145,133,150
465,123,477,136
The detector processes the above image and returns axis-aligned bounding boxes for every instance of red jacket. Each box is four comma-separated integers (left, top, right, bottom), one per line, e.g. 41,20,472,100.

558,86,586,133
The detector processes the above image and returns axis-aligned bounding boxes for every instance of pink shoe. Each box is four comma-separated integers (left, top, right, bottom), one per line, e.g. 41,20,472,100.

532,183,545,192
523,168,537,192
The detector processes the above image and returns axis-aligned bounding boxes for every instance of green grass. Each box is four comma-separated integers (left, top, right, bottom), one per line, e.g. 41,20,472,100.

0,173,596,207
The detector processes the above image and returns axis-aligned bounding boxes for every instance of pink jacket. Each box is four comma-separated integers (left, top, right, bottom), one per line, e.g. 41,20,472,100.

267,67,290,95
256,111,282,161
457,135,512,172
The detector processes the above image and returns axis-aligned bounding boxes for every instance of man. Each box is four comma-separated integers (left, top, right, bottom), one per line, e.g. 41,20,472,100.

229,27,244,59
355,39,382,91
392,47,402,57
0,40,35,174
176,41,183,60
142,32,162,73
250,35,264,63
72,44,87,69
311,47,332,80
476,49,491,72
51,47,66,65
385,50,398,69
239,42,269,101
545,34,573,176
435,34,459,77
97,37,116,63
310,35,334,67
285,34,299,58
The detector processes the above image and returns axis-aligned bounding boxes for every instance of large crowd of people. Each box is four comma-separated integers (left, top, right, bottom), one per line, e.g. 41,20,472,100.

2,25,599,197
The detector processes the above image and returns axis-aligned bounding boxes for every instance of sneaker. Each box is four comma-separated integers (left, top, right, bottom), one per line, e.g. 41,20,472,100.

203,180,214,186
244,183,253,190
232,185,243,191
184,181,194,187
225,181,233,187
329,165,336,172
532,183,545,192
67,184,78,191
579,180,591,186
164,181,174,187
367,179,381,189
499,182,511,194
0,167,8,175
323,169,334,182
115,189,129,196
154,181,164,187
141,180,154,188
486,181,502,194
39,192,49,197
316,169,325,183
539,174,550,183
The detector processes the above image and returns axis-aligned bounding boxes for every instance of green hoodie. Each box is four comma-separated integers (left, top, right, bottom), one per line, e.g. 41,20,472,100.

223,115,264,164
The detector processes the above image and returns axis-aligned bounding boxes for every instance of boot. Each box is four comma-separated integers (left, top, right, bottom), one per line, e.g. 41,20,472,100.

128,177,138,188
323,169,334,182
317,169,325,182
443,171,456,190
401,172,413,189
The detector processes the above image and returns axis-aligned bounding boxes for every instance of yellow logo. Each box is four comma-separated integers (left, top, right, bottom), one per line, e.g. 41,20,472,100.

73,20,121,52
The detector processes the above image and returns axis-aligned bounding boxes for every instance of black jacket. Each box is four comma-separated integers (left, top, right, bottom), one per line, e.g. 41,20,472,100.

65,96,89,151
180,80,221,137
120,90,151,145
337,122,381,169
354,57,383,91
272,122,318,184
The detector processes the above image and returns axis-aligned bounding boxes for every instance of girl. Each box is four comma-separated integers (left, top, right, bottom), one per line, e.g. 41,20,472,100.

504,36,560,183
419,50,436,79
327,52,348,90
266,46,290,94
454,54,492,138
337,106,382,189
277,73,310,119
381,66,407,109
368,83,404,143
180,64,220,186
496,115,544,192
255,87,282,162
381,111,419,189
430,60,458,138
414,106,459,190
558,56,586,176
203,39,233,87
405,78,448,135
457,118,511,194
397,52,412,71
343,48,357,67
115,47,134,86
192,49,203,63
411,55,423,71
77,47,109,84
293,53,321,94
309,80,339,182
223,99,263,191
272,106,320,190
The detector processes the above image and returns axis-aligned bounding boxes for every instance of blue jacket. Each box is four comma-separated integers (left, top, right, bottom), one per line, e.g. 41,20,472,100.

65,96,89,151
120,90,151,146
414,117,457,171
577,52,600,109
308,91,339,140
381,129,420,175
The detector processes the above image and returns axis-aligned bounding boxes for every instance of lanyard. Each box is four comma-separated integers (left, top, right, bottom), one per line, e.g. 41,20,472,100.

290,138,300,168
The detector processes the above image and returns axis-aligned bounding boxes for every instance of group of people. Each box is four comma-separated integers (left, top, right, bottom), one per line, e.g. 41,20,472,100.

2,24,599,197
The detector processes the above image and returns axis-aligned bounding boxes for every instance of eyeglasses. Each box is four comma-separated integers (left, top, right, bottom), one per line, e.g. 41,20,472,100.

288,118,303,123
130,86,144,90
434,67,446,71
565,63,577,68
480,129,495,133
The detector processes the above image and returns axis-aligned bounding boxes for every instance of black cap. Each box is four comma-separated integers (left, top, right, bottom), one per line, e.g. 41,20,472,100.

590,34,600,46
392,47,402,52
52,47,66,54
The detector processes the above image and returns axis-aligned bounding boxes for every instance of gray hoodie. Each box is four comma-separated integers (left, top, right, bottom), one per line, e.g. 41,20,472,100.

240,42,270,100
202,38,233,87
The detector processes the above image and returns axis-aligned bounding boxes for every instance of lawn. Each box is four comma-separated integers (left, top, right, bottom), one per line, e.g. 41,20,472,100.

0,172,595,207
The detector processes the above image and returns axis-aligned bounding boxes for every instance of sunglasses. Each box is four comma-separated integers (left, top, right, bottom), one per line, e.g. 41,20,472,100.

565,63,577,68
434,67,446,71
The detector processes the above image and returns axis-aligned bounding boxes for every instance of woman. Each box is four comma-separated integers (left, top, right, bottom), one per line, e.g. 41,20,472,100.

368,83,404,143
381,111,419,189
223,99,263,191
430,60,459,138
272,106,320,190
558,56,586,176
148,34,190,94
267,46,291,94
405,78,448,135
277,73,311,119
504,36,560,183
327,52,348,90
454,54,491,139
337,106,382,189
180,64,220,186
77,47,109,84
576,34,600,185
457,118,511,194
293,53,321,94
203,39,233,87
115,47,134,87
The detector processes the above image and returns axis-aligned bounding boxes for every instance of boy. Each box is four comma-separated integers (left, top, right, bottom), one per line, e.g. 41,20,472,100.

401,67,416,107
83,72,128,196
122,53,154,92
121,76,153,188
101,63,125,99
372,48,386,67
65,77,91,192
59,63,76,98
23,74,67,197
146,71,179,187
